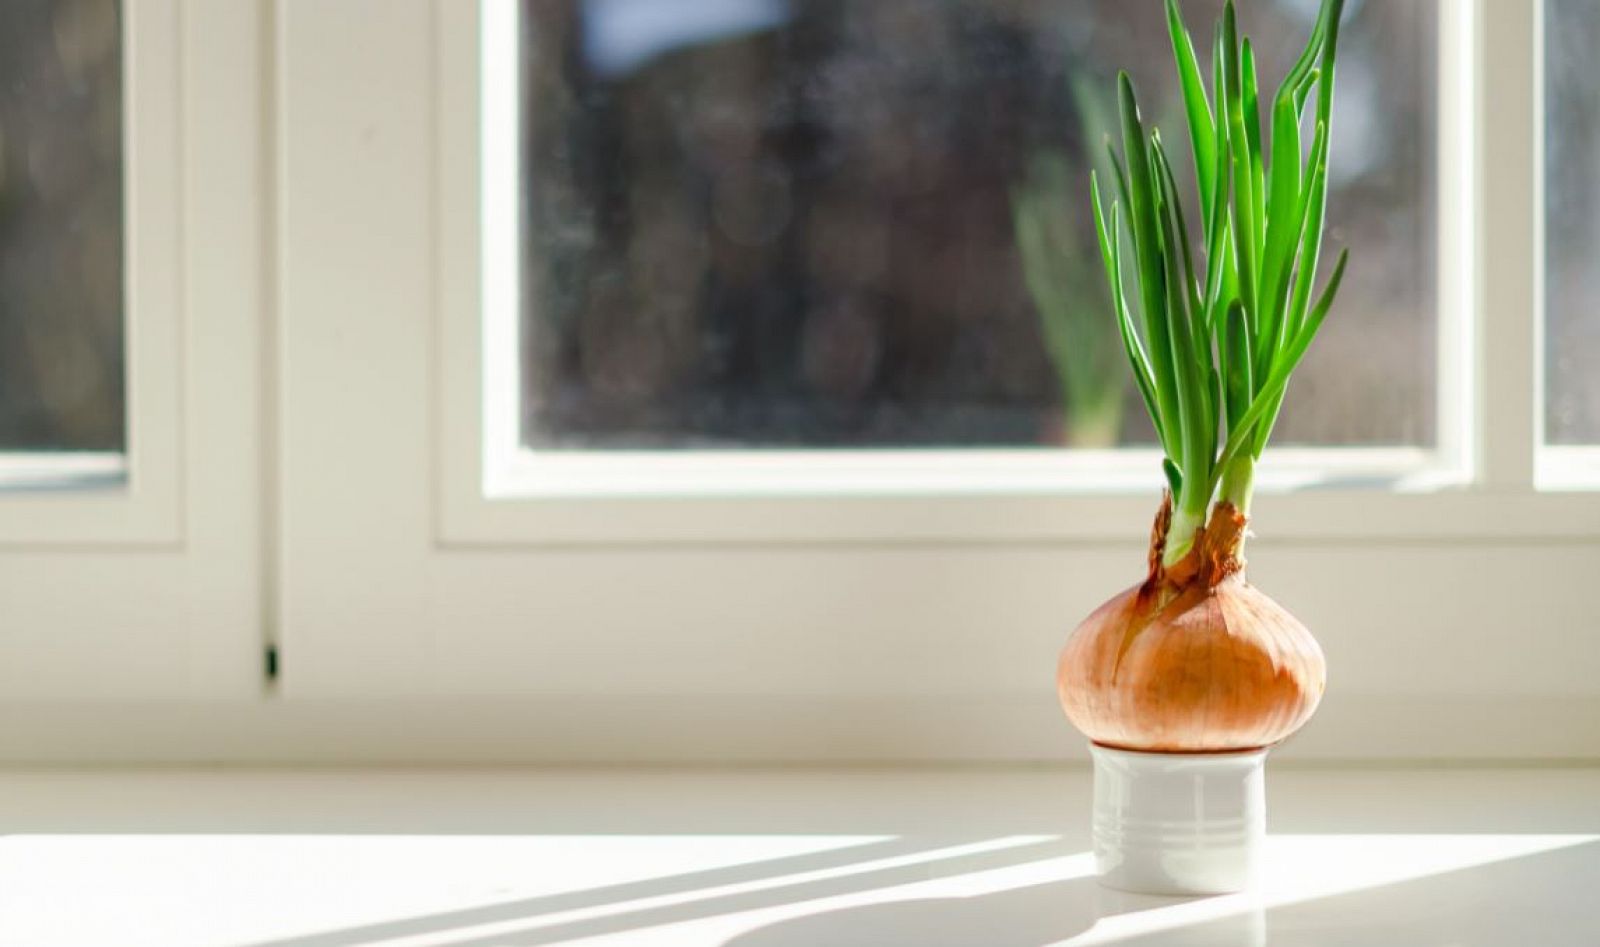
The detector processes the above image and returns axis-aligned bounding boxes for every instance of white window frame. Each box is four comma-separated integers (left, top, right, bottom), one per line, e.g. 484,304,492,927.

11,0,1599,763
0,0,266,701
432,0,1600,547
0,0,185,545
1532,0,1600,490
259,0,1600,762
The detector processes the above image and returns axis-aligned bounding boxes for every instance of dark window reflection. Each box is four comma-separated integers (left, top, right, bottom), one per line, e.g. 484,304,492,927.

1546,0,1600,445
519,0,1436,450
0,0,123,453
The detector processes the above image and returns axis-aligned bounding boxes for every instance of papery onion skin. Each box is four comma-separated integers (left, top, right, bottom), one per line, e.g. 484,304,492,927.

1056,497,1326,753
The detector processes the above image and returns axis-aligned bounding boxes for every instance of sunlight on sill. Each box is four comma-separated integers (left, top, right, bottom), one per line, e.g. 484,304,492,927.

4,832,1594,946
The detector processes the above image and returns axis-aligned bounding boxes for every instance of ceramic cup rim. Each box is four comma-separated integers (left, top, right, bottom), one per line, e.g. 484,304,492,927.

1088,743,1269,762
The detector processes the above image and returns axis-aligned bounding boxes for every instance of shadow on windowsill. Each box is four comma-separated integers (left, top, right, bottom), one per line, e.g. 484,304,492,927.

243,834,1081,947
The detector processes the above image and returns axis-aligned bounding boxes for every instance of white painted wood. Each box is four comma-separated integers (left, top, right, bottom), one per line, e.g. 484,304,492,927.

0,0,184,545
0,691,1594,764
0,0,1574,758
268,0,1600,761
0,1,265,699
1479,0,1541,488
277,0,439,695
1435,0,1477,480
438,472,1600,545
0,767,1595,946
1539,446,1600,490
437,0,1532,548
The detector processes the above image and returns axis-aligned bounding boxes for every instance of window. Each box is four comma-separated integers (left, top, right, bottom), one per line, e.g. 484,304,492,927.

0,0,263,703
496,0,1442,468
1540,0,1600,490
0,0,183,540
11,0,1581,761
450,0,1461,540
0,0,124,488
1544,0,1600,448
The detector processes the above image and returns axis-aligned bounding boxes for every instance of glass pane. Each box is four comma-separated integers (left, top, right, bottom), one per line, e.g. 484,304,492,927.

0,0,124,454
1545,0,1600,446
516,0,1436,450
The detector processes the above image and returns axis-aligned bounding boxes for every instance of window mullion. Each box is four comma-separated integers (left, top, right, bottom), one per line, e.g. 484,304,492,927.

1475,0,1540,491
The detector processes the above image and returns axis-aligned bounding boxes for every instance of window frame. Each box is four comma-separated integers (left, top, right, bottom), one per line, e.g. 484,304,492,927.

434,0,1597,548
0,0,266,701
0,0,185,546
262,0,1600,764
1,0,1593,762
1532,0,1600,490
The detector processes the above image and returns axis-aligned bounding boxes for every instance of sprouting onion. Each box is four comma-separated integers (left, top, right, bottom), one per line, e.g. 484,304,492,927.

1056,0,1346,754
1092,0,1348,568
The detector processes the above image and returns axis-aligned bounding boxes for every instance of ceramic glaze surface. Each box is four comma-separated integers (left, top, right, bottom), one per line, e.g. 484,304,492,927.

1091,744,1267,895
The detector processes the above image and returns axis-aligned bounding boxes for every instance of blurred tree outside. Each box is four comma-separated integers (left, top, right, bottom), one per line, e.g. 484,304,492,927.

1545,0,1600,445
1010,75,1184,448
1013,149,1124,448
0,1,1444,457
518,0,1438,452
0,0,123,453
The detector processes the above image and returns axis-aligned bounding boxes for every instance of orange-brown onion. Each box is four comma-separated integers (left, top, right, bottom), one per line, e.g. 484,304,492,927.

1056,497,1326,753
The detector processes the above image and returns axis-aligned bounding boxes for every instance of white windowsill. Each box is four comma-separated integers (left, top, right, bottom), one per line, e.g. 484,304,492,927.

3,765,1595,946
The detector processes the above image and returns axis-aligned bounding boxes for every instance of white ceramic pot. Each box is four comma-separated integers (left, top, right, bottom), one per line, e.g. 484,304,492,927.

1089,743,1267,895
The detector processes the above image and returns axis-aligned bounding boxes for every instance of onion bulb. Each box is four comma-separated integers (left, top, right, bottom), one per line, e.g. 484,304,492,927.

1056,495,1325,753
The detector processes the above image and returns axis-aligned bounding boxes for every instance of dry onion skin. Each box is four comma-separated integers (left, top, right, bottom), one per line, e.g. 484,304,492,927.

1054,0,1345,753
1056,495,1324,752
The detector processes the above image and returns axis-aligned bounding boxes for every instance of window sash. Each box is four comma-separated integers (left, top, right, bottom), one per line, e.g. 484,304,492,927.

436,0,1570,546
0,0,266,702
0,0,185,546
266,0,1600,764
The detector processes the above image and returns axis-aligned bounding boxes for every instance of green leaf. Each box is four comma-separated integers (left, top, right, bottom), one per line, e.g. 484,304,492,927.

1213,248,1349,480
1206,362,1221,464
1091,174,1168,456
1281,10,1328,115
1076,0,1349,508
1117,72,1183,461
1249,387,1288,460
1203,114,1233,330
1304,248,1351,348
1163,458,1184,497
1241,38,1266,257
1316,0,1348,128
1204,17,1236,333
1221,2,1260,339
1280,0,1346,349
1251,247,1348,456
1153,144,1213,497
1212,18,1227,141
1107,140,1133,215
1152,133,1205,338
1222,299,1253,432
1257,93,1305,379
1285,122,1331,343
1166,0,1217,219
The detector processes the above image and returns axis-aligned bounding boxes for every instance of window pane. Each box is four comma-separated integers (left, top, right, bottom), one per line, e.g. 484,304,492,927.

0,0,123,454
516,0,1436,450
1545,0,1600,446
